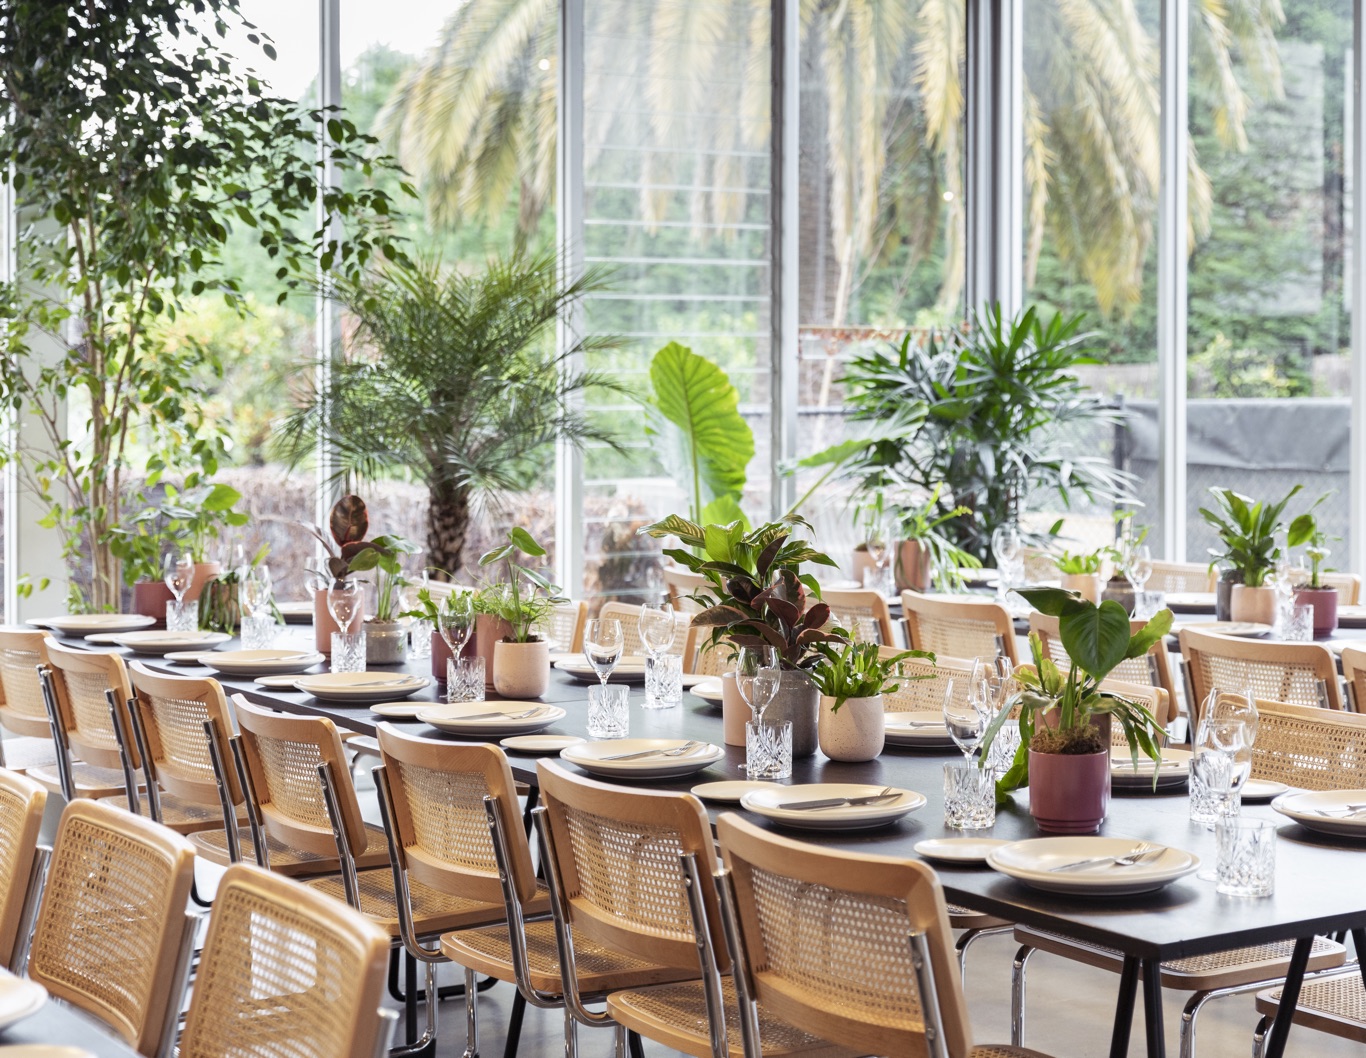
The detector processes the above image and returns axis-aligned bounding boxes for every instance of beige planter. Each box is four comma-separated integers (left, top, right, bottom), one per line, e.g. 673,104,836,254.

364,620,408,664
493,639,550,698
187,561,220,603
1061,573,1102,603
1229,584,1277,625
721,672,748,747
818,694,885,762
895,540,933,593
313,587,364,655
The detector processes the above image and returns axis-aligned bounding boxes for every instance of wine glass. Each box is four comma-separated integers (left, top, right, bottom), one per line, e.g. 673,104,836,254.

735,645,781,722
1193,717,1252,878
991,524,1022,592
1203,686,1259,745
863,512,891,591
327,577,363,632
164,552,194,604
1127,545,1153,615
943,678,990,763
584,619,624,686
238,565,273,618
638,602,677,659
437,592,476,655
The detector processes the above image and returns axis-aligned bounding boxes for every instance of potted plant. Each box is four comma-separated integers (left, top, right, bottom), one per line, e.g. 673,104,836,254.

478,528,563,698
401,583,486,684
1199,486,1302,624
981,588,1170,834
638,514,848,756
892,484,977,593
1288,510,1337,636
809,642,931,761
348,534,420,663
1055,548,1104,603
305,495,373,654
198,543,273,635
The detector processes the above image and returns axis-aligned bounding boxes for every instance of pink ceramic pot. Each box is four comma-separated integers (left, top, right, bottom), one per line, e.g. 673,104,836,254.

131,581,174,628
1027,748,1111,834
432,629,454,684
895,540,932,593
1294,586,1338,637
313,588,364,655
472,614,513,692
721,672,748,747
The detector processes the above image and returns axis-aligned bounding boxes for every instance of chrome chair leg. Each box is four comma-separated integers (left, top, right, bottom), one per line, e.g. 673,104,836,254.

1011,945,1036,1046
562,1006,579,1058
956,924,1013,983
462,966,479,1058
612,1023,628,1058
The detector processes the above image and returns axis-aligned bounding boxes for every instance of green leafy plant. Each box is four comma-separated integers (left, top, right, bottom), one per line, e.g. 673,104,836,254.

1287,508,1335,590
893,483,979,589
809,642,933,710
348,534,420,623
982,587,1171,797
400,583,472,625
638,515,846,670
107,480,249,585
477,528,565,643
305,495,376,589
643,342,755,527
1198,486,1303,587
198,543,273,634
1054,549,1103,576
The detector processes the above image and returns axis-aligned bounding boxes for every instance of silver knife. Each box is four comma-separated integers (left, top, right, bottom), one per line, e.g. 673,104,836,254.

778,792,900,812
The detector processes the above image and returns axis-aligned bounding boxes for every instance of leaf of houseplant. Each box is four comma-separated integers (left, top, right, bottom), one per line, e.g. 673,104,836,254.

1124,608,1174,659
1059,599,1132,682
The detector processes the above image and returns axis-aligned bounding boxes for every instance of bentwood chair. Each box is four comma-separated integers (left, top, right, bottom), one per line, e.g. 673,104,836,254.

537,600,588,653
177,862,397,1058
1339,645,1366,711
597,601,691,658
0,769,48,974
902,591,1020,665
877,650,975,713
534,761,840,1058
27,797,197,1058
1179,627,1343,719
714,812,1053,1058
0,629,60,774
819,587,898,646
663,565,709,613
1030,611,1179,709
1013,697,1354,1058
1147,562,1217,594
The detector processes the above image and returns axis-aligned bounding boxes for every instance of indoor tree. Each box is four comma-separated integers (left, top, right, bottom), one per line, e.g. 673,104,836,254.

0,0,405,610
275,251,622,578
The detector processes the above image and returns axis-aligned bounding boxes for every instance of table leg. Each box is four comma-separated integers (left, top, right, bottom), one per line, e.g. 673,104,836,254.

1140,959,1166,1058
1261,936,1313,1058
1109,955,1141,1058
1353,929,1366,992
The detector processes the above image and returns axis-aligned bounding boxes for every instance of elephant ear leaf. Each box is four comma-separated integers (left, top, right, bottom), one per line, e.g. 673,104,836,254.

1059,599,1132,682
645,342,754,521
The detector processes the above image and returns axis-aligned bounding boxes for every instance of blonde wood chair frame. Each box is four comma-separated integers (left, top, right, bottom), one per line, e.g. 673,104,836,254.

538,600,588,653
1179,627,1343,721
0,628,60,773
1147,562,1217,594
0,769,48,974
662,566,709,613
597,601,691,659
1030,611,1179,715
1339,645,1366,712
818,587,898,647
901,591,1020,666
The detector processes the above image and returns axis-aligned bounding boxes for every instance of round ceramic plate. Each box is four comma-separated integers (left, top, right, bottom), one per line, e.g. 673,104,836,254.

1241,778,1290,803
0,974,47,1030
554,658,648,684
691,780,782,803
987,837,1199,896
691,678,724,704
369,702,428,719
740,784,926,831
108,630,232,655
1198,621,1272,638
0,1049,95,1058
914,837,1010,864
1109,747,1191,790
277,600,313,625
1163,592,1216,614
418,702,566,737
1337,605,1366,629
27,613,155,635
163,650,211,664
884,711,957,749
255,675,301,689
199,649,326,677
1271,789,1366,837
501,734,585,754
560,739,725,781
293,672,431,704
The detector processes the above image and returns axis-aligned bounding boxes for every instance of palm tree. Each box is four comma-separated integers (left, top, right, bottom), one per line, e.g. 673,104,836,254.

275,251,622,576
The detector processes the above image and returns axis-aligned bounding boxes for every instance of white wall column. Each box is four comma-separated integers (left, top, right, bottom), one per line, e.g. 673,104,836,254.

1350,15,1366,572
769,0,799,518
316,0,342,527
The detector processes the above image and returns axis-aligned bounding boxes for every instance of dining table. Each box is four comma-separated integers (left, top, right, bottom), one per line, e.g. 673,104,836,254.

0,990,143,1056
45,609,1366,1058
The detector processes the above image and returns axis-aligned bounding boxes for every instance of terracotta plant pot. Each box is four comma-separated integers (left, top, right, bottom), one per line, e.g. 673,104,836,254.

187,561,220,603
818,694,885,762
364,620,407,664
1230,584,1276,625
850,547,876,588
721,672,748,747
313,588,364,655
895,540,932,593
766,669,821,758
493,639,550,698
432,629,454,684
1061,573,1101,603
1215,569,1242,621
1100,576,1135,615
473,614,514,692
1027,747,1111,834
1294,586,1338,636
131,581,174,628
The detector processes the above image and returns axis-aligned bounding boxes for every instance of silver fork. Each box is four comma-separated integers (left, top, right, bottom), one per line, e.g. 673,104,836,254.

450,707,546,722
602,740,703,762
1049,842,1162,872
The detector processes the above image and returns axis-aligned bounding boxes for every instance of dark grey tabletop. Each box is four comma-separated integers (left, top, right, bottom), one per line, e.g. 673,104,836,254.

0,996,142,1055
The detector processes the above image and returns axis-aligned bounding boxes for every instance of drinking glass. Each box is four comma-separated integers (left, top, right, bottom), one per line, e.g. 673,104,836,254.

1283,604,1314,642
863,512,891,592
745,720,792,780
331,631,367,673
240,612,276,650
644,653,683,710
991,525,1022,591
1203,686,1259,744
1215,819,1276,897
446,657,486,703
583,619,624,686
164,552,194,604
944,761,996,829
735,646,780,723
166,599,197,633
943,678,989,763
437,593,476,656
638,602,677,658
587,684,630,739
327,578,363,632
1192,717,1252,884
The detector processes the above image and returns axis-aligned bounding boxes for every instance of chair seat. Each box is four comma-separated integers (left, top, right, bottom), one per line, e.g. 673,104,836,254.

442,914,697,996
306,867,528,937
96,791,249,834
1256,970,1366,1044
607,978,855,1058
0,735,58,773
969,1047,1059,1058
1015,927,1346,990
26,762,145,800
191,826,358,876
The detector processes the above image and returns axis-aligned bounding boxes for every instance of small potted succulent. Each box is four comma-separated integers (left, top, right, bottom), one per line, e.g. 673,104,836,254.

809,641,931,761
348,533,420,663
1288,509,1337,636
1054,548,1104,603
639,514,848,756
1200,485,1302,624
304,495,373,653
981,587,1170,834
478,528,563,698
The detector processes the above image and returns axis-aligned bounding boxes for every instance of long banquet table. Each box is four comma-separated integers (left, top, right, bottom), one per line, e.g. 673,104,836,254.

60,622,1366,1058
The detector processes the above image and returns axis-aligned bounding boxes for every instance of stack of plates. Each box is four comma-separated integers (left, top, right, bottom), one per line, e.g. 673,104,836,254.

691,678,724,705
1171,621,1270,639
108,630,232,656
884,711,956,749
27,613,155,635
416,702,566,737
1109,747,1190,790
276,600,314,625
199,649,325,677
554,657,648,685
1164,592,1216,614
559,739,724,780
293,672,431,704
739,784,925,831
1271,789,1366,837
987,837,1199,896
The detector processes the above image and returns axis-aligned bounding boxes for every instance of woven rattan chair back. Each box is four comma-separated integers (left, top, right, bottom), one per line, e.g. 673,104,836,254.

43,641,138,771
0,629,56,739
178,862,392,1058
28,798,194,1055
715,812,971,1058
128,662,241,807
536,600,587,653
1316,572,1361,605
662,565,708,613
0,770,45,970
596,601,691,659
376,724,536,906
1100,678,1174,741
1147,562,1217,594
1179,627,1343,718
683,624,735,678
1340,646,1366,712
820,588,897,646
877,650,975,713
901,591,1019,665
1030,611,1178,705
232,695,365,859
536,760,726,973
1021,547,1058,584
1249,698,1366,789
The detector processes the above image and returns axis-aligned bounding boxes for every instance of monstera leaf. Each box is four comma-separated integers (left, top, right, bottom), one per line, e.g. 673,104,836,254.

645,342,754,524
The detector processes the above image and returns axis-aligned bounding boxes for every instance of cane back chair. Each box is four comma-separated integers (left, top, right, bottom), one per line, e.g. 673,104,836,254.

1029,611,1179,710
0,629,60,773
819,587,899,647
902,591,1020,666
1179,627,1343,720
0,769,47,973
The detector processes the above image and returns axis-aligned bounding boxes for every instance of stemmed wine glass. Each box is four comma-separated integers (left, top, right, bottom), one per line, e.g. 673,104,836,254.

1127,544,1154,616
437,592,476,656
327,577,363,633
238,565,273,619
943,677,990,764
583,619,624,686
1192,716,1252,879
863,511,891,593
164,552,193,604
638,602,676,659
991,524,1022,594
736,645,781,722
1203,685,1259,744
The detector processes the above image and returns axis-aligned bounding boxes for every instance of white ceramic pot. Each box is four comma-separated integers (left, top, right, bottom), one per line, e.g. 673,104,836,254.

818,694,885,762
1061,573,1101,603
493,639,550,698
1229,584,1277,625
364,620,408,664
721,672,748,747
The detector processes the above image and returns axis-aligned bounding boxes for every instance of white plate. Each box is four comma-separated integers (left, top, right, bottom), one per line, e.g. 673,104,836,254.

914,837,1010,864
554,658,648,684
255,675,301,689
277,600,314,625
294,672,431,704
27,613,155,635
691,678,724,703
1109,747,1191,790
884,711,957,748
200,649,326,677
0,1048,97,1058
418,702,566,737
0,973,47,1030
163,650,211,664
1337,605,1366,629
1242,779,1290,803
109,630,232,655
1271,789,1366,837
369,702,428,718
740,784,926,831
1163,592,1216,614
560,739,725,780
691,780,782,803
1188,621,1271,638
501,734,586,754
987,837,1200,896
